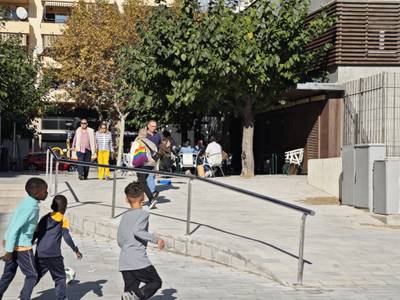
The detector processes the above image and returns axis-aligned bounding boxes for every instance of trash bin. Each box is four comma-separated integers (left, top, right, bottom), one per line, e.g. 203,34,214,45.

0,147,8,171
373,158,400,214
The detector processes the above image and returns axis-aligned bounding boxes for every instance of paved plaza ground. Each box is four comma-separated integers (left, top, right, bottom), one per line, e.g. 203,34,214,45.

1,172,400,299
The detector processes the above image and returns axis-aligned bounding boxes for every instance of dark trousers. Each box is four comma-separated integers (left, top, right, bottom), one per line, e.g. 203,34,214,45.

137,166,154,202
0,250,38,300
77,150,91,178
122,265,162,300
36,256,66,300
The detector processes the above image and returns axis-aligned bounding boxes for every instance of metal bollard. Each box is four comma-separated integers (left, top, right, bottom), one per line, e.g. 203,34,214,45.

297,213,307,285
46,149,50,181
185,179,193,235
111,168,117,218
55,161,59,195
49,155,53,195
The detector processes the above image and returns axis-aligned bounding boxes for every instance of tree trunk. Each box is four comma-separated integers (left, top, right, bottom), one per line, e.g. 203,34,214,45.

116,113,128,166
241,96,254,177
180,122,188,144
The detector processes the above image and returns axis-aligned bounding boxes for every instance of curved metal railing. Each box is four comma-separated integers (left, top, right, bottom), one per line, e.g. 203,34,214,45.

46,147,315,284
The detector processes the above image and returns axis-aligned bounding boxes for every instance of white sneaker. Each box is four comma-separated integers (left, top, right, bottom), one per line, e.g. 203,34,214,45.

121,291,139,300
148,199,158,210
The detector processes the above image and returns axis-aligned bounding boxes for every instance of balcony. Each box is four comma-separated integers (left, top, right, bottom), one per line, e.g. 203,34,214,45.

41,22,65,35
0,32,28,46
43,34,60,49
0,20,30,34
0,0,29,4
43,0,78,6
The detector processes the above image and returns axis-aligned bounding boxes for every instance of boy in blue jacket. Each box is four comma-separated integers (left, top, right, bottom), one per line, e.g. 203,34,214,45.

0,177,48,300
33,195,82,300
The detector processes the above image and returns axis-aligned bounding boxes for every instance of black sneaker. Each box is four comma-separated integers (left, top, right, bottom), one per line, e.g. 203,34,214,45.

78,175,84,180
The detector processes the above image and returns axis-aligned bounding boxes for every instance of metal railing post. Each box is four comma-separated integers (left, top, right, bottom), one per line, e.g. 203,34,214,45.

49,154,53,195
54,161,59,195
111,168,117,218
186,179,193,235
46,149,50,181
297,213,307,285
46,146,317,284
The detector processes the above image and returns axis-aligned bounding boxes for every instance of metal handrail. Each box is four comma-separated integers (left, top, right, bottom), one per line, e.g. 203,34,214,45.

46,147,315,284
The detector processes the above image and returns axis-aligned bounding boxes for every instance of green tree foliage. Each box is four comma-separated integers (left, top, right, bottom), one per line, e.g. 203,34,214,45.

0,39,50,137
117,0,207,129
210,0,333,176
118,0,333,175
55,0,149,165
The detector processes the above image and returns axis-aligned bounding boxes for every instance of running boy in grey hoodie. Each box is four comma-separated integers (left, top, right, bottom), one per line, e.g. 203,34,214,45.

118,182,165,300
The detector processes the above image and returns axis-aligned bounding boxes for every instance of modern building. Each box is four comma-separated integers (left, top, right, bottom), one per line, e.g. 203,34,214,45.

251,0,400,197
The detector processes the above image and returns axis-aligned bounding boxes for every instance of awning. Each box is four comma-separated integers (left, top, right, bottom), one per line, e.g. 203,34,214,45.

282,83,345,102
43,1,76,7
296,82,345,91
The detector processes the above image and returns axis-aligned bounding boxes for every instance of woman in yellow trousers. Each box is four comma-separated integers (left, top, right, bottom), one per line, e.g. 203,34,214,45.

95,122,113,180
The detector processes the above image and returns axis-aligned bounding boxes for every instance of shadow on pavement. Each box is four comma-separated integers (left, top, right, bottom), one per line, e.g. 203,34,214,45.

33,279,107,300
156,185,180,192
150,212,312,265
0,172,22,178
153,288,178,300
155,196,171,205
112,196,172,219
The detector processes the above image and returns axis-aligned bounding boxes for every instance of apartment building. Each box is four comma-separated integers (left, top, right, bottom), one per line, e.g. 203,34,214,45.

0,0,169,152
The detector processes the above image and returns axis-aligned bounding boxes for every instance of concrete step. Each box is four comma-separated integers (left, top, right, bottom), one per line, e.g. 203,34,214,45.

0,197,23,213
0,183,26,197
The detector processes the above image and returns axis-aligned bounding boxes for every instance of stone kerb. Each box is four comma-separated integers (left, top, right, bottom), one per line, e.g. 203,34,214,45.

67,211,284,285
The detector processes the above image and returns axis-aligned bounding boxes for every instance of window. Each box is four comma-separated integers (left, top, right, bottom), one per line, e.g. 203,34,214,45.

42,118,74,130
43,6,71,23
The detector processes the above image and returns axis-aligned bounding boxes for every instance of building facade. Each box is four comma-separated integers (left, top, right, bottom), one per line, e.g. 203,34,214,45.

252,0,400,178
0,0,170,155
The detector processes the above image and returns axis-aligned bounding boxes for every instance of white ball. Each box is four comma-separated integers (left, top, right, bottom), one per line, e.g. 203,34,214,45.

65,267,75,284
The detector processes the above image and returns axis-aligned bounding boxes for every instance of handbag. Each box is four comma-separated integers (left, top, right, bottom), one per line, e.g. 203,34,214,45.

132,140,148,167
142,140,160,162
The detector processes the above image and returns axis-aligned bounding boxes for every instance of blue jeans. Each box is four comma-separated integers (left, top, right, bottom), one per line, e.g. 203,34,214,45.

146,174,156,193
0,250,38,300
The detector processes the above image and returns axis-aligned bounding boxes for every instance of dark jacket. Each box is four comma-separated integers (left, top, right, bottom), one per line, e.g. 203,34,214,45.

33,212,78,258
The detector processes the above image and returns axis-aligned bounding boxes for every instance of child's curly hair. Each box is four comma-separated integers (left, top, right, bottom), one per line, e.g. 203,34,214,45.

124,181,144,199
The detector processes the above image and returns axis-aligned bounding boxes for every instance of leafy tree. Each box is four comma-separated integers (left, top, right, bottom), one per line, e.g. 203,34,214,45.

117,0,222,134
118,0,332,176
213,0,333,176
0,39,50,139
54,0,149,165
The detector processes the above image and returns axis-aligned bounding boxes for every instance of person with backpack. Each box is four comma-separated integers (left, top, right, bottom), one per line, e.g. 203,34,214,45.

130,129,159,209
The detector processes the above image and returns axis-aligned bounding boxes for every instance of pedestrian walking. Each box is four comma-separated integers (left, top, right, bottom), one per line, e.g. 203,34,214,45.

33,195,83,300
118,182,165,300
0,178,48,300
146,120,161,199
159,138,172,172
130,129,159,209
96,122,113,180
72,118,96,180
